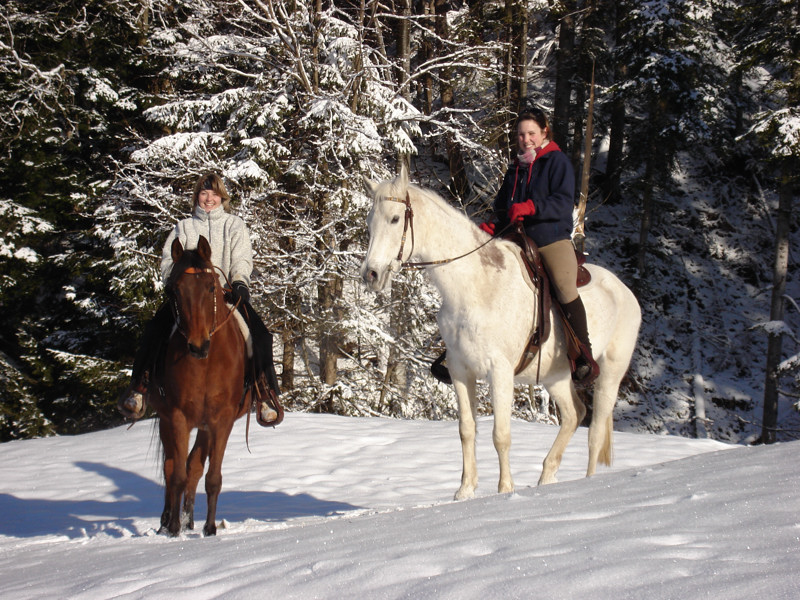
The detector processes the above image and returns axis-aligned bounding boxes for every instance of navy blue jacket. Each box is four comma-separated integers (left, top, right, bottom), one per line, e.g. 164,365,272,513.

493,144,575,247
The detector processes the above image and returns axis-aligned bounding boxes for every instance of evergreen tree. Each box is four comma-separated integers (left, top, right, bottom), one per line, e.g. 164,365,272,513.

0,0,159,439
733,0,800,442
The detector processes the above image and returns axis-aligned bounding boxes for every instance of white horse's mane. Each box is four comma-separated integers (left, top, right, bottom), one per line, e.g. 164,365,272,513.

401,182,479,232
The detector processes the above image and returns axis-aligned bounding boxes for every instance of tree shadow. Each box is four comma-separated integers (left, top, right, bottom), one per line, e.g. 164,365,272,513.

0,461,361,539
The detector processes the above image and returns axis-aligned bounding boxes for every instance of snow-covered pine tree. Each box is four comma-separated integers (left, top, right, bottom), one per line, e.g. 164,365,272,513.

0,0,161,439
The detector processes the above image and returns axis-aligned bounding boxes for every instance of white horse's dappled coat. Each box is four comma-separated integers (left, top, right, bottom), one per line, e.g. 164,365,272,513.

361,167,641,499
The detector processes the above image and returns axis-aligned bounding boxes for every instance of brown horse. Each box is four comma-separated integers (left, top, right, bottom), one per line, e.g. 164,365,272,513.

150,236,250,536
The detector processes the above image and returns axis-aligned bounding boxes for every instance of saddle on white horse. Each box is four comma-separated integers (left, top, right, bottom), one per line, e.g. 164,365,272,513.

503,224,590,376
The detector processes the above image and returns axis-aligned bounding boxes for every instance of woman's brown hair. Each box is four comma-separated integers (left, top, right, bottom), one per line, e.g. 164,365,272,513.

515,107,552,142
192,173,231,212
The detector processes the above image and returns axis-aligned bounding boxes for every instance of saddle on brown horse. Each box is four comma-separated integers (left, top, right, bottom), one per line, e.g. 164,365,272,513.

503,224,591,376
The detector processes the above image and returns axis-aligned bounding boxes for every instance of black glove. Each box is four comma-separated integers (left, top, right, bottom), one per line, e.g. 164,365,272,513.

232,281,250,304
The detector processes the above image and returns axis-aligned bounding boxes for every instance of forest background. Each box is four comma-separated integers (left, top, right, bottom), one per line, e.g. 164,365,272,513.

1,0,798,444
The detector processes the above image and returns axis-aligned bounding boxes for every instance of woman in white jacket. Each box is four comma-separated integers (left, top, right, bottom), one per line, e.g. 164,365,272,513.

118,173,281,426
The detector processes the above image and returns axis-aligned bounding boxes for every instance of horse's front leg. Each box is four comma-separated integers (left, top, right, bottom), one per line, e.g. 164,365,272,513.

202,422,235,536
489,366,515,494
453,373,478,500
183,429,210,531
159,415,190,537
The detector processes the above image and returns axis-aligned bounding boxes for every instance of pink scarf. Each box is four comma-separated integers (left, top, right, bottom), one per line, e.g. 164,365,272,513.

516,141,560,166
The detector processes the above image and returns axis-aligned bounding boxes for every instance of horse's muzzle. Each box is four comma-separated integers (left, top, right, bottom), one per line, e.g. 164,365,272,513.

188,339,210,359
360,261,396,292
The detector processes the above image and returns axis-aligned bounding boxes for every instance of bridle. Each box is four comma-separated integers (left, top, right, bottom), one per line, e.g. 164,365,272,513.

170,266,240,342
382,192,511,270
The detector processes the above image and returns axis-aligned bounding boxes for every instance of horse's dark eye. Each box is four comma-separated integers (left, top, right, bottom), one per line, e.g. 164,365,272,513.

391,215,400,224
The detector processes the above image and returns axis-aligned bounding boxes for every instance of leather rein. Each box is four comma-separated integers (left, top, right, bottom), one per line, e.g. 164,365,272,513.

383,192,511,270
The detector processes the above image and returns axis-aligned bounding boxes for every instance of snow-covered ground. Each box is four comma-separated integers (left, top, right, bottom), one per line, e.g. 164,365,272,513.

1,412,798,599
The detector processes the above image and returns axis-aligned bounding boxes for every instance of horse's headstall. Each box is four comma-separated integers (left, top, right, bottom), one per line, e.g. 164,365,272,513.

183,267,215,275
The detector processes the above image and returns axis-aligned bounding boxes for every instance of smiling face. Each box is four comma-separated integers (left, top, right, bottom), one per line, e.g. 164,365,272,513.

197,189,222,213
192,173,230,213
517,118,548,153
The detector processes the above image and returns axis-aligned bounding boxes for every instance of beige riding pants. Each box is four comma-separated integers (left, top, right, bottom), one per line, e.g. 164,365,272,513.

538,238,579,304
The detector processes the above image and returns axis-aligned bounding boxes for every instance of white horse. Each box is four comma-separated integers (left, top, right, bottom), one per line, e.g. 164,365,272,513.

360,166,641,499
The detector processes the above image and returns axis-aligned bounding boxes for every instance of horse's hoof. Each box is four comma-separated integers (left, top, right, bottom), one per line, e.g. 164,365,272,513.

454,487,475,501
157,525,180,537
203,523,217,536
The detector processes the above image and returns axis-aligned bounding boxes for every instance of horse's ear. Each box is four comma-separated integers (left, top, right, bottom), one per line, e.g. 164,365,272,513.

197,236,212,261
397,162,409,190
171,238,183,263
363,176,379,199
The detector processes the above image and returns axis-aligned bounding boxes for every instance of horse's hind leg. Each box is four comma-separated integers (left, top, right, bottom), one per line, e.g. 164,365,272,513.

183,430,210,531
202,423,235,536
586,367,626,476
538,379,586,485
453,374,479,500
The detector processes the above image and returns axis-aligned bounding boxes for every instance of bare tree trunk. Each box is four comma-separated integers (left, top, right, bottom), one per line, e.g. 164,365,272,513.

552,0,576,150
435,0,471,201
421,1,435,115
570,73,586,182
517,0,528,104
397,0,411,99
385,1,414,394
762,0,800,444
315,184,344,388
761,161,794,444
604,77,626,203
281,325,295,390
604,2,626,204
574,62,595,254
636,126,657,275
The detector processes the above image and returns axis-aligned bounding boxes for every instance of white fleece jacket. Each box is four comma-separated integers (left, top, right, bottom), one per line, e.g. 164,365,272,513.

160,205,253,287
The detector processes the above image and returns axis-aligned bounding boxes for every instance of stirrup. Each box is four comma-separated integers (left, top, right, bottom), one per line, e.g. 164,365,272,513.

430,351,452,385
117,382,148,421
571,351,599,389
254,376,284,427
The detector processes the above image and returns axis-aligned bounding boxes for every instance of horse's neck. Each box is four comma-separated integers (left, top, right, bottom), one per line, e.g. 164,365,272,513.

413,203,493,304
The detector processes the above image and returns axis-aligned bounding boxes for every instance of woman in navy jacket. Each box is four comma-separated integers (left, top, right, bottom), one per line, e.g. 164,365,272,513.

481,108,599,386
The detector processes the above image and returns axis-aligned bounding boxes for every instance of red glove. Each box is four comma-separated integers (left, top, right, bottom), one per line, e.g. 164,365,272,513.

479,222,496,235
508,199,536,222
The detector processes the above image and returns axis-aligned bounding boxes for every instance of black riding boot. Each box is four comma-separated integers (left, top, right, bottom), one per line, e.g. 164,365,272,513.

562,296,600,387
237,301,283,427
430,350,452,385
117,302,173,420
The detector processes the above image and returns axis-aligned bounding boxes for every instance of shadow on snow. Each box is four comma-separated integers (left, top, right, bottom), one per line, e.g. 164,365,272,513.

0,461,361,539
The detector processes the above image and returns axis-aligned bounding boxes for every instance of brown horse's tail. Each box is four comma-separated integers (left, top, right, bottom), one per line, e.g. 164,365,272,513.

149,417,167,483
